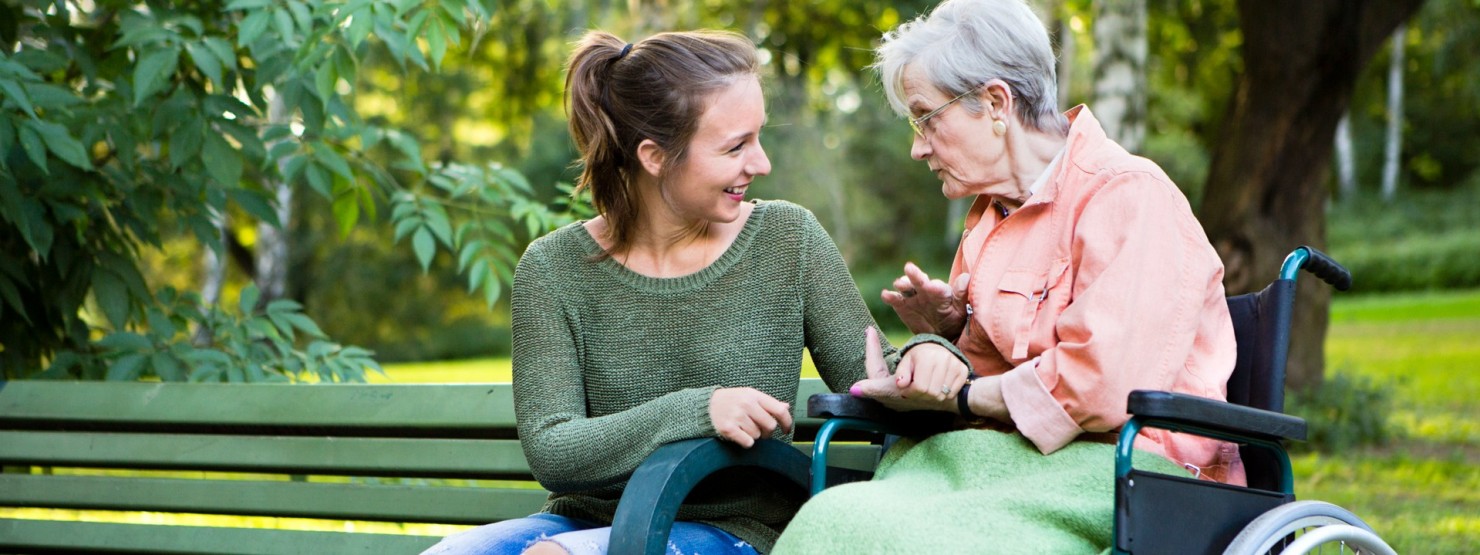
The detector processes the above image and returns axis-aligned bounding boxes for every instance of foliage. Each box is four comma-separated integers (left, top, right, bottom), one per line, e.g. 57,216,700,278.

1328,176,1480,292
42,284,380,382
1287,371,1394,453
1344,0,1480,193
0,0,565,380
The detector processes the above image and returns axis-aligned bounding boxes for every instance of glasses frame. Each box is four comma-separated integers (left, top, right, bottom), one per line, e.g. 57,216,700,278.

908,84,985,138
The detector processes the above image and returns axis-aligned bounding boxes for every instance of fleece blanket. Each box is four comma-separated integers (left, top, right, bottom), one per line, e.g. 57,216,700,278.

771,429,1187,554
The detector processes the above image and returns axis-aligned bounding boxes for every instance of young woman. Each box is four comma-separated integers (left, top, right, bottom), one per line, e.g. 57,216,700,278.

421,30,909,555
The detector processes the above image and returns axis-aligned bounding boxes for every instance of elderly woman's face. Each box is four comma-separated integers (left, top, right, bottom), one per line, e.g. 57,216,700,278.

902,65,1009,201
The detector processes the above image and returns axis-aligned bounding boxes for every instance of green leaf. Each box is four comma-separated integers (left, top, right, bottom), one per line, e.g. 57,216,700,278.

146,307,177,338
107,353,148,381
285,313,326,338
312,144,354,181
97,331,152,352
287,2,312,34
202,132,243,186
204,37,237,71
0,78,36,118
225,0,273,10
227,187,280,227
412,227,435,271
168,117,204,169
423,202,453,246
132,48,180,107
265,298,303,314
184,41,223,89
315,62,337,107
467,258,487,293
0,273,29,324
426,18,447,70
25,120,91,170
305,162,331,198
17,123,47,173
332,190,359,238
393,215,421,242
152,352,185,381
22,82,86,110
93,269,131,330
272,8,296,45
457,240,483,273
483,266,502,307
239,283,261,314
238,10,271,47
346,8,374,48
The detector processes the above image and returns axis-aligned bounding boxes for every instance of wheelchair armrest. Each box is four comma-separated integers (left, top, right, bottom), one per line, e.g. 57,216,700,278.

1127,390,1307,442
609,438,810,555
807,393,956,436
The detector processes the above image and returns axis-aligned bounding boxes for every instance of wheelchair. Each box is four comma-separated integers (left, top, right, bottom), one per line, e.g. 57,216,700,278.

607,246,1395,555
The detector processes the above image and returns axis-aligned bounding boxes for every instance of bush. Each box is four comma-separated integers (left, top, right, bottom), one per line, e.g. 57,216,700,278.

1327,174,1480,293
1287,371,1394,453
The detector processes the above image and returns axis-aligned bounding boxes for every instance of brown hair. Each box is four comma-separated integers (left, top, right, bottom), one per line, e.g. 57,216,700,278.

564,30,759,254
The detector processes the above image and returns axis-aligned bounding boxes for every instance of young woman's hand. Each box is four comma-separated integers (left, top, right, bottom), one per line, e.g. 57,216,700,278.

880,262,969,337
709,388,794,448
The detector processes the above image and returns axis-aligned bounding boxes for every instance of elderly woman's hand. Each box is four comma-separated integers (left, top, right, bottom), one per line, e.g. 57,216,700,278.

881,262,969,337
850,327,969,412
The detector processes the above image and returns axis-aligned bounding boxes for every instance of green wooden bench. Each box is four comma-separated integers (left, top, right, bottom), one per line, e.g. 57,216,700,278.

0,378,878,554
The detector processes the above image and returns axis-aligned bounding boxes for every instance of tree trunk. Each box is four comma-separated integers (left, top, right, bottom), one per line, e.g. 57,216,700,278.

255,95,294,305
1334,112,1356,199
1092,0,1147,153
1201,0,1425,392
1381,26,1407,201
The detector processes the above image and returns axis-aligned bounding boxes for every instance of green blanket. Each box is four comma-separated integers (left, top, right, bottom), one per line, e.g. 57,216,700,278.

772,429,1187,554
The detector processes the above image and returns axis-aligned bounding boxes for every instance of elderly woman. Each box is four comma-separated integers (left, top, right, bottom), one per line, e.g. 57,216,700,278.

773,0,1239,552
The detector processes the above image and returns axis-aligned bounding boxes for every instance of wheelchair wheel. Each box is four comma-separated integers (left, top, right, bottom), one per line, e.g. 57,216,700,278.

1222,500,1397,555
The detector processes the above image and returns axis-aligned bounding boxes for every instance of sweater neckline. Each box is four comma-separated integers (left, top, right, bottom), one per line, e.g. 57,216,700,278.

575,201,769,293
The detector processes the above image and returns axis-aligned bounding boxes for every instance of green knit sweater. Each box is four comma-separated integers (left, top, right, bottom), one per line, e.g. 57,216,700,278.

510,200,891,552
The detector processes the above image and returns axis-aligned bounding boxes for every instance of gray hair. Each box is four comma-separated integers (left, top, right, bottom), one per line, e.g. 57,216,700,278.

874,0,1067,134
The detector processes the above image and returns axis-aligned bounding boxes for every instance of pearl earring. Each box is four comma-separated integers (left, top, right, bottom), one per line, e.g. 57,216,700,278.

992,119,1007,136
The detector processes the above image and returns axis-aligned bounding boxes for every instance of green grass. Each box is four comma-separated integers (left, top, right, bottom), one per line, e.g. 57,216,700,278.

1299,288,1480,554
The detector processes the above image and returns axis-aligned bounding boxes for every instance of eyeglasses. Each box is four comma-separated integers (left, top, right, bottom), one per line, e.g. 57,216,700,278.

908,84,984,137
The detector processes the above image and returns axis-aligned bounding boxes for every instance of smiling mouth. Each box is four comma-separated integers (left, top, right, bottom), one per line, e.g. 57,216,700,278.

724,186,747,195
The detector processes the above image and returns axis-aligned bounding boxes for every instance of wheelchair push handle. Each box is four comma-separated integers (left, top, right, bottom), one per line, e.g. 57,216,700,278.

1280,246,1352,291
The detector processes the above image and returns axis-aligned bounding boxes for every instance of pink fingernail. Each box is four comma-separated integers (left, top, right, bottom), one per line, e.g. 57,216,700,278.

850,385,863,397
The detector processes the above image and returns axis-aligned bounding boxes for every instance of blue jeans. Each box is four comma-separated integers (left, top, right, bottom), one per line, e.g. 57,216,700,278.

419,513,760,555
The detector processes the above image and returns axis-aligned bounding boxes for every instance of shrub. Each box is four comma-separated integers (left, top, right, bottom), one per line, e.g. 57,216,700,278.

1287,371,1394,453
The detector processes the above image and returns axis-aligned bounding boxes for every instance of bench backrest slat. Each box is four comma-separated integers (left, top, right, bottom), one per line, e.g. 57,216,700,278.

0,518,440,555
0,474,547,525
0,431,532,478
0,381,517,437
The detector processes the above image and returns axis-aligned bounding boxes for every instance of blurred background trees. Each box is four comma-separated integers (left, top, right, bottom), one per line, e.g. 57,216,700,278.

3,0,1477,388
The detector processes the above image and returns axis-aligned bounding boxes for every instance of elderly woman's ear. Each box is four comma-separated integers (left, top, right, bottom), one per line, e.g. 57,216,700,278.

978,79,1015,125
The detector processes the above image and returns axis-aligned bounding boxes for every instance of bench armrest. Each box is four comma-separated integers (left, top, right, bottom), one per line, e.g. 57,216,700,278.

1127,390,1307,443
609,438,810,555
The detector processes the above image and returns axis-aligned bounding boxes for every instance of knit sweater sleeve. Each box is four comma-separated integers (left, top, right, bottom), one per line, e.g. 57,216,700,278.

797,208,895,393
511,244,717,493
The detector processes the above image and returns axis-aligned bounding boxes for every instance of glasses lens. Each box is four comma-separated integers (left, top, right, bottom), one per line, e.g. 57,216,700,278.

909,118,924,137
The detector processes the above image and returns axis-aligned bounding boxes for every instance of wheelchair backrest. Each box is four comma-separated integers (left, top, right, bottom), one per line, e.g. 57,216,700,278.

1223,278,1297,491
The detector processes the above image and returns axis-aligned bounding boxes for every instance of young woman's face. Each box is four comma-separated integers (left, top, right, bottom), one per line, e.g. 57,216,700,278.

657,75,771,223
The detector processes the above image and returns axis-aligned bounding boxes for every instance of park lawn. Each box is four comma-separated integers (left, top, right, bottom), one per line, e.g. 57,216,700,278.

1294,288,1480,553
383,290,1480,553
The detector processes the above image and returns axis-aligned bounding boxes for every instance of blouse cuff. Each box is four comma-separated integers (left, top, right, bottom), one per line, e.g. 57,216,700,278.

1000,359,1083,454
899,333,975,376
